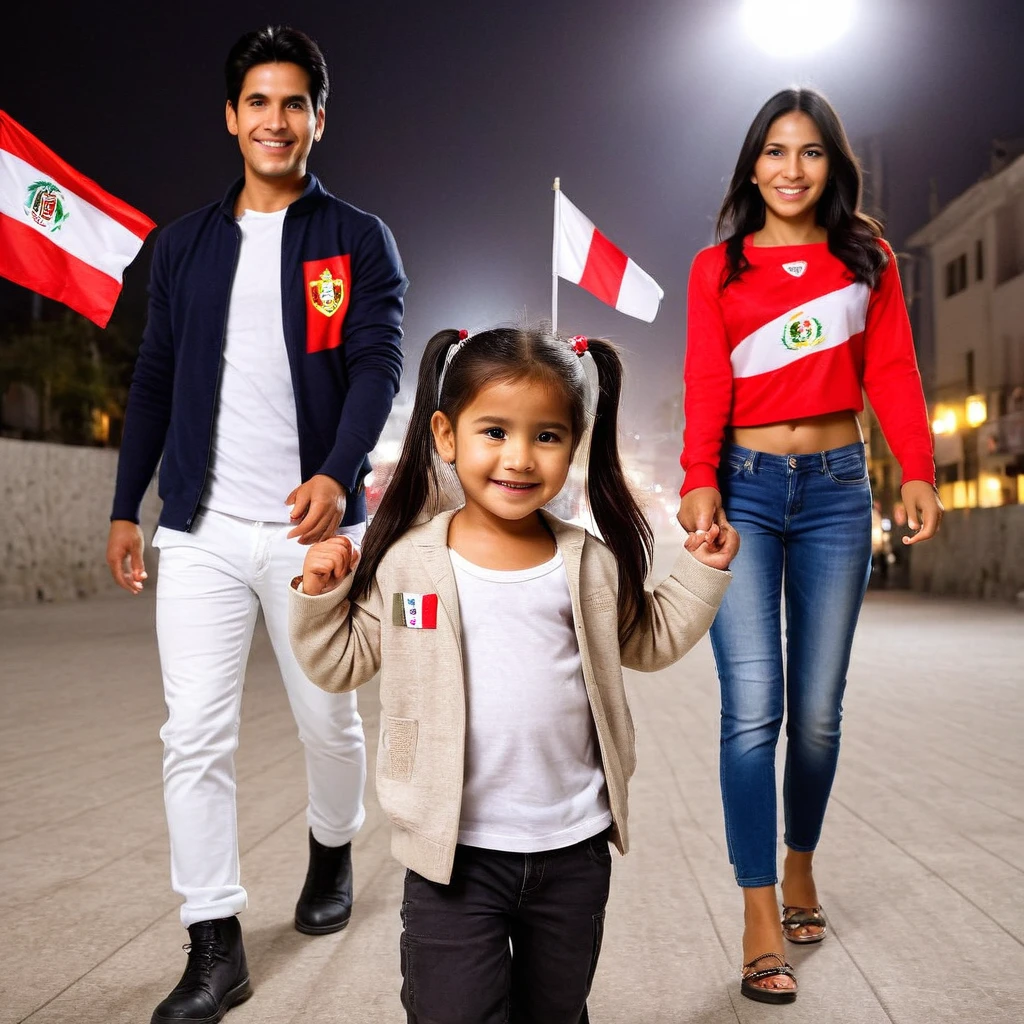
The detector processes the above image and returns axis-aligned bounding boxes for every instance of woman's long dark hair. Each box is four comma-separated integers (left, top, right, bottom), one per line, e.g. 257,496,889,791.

718,88,888,288
352,327,654,641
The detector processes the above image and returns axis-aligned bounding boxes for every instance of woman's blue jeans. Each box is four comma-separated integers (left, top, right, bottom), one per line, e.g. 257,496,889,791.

710,442,873,888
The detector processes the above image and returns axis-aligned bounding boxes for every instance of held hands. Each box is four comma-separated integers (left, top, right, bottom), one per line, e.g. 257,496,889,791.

682,520,740,570
106,520,147,594
287,475,347,545
301,536,360,596
900,481,944,545
677,487,740,571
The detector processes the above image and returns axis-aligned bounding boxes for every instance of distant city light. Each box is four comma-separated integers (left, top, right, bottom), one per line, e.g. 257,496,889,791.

932,406,958,436
372,438,402,463
965,394,988,427
741,0,854,55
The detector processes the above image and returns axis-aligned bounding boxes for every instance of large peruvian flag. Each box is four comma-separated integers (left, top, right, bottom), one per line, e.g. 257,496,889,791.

555,190,663,322
0,111,155,327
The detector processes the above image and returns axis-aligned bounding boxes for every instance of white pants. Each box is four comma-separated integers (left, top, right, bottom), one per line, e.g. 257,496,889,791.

153,508,366,927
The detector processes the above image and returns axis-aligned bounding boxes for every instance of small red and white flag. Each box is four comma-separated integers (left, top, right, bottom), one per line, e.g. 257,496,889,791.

393,592,438,629
0,111,155,327
554,188,663,323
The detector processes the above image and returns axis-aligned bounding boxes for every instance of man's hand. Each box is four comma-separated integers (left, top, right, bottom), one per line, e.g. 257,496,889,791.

286,475,347,545
900,480,944,546
301,536,359,596
106,520,147,594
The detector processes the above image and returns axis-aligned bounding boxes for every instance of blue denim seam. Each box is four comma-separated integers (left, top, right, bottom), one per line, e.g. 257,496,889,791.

782,837,818,854
736,873,779,889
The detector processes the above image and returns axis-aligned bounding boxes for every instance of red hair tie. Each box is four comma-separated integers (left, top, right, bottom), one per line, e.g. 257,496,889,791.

569,335,588,356
458,329,469,341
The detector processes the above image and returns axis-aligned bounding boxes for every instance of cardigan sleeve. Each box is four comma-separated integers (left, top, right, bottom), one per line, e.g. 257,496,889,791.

619,547,730,672
862,243,936,486
288,571,383,693
680,247,734,496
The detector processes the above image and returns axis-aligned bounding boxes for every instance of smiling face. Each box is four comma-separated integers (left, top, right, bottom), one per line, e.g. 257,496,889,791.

225,61,324,189
751,110,830,227
431,375,575,527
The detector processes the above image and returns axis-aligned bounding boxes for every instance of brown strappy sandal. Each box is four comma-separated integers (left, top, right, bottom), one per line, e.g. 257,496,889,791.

741,952,797,1004
782,905,828,944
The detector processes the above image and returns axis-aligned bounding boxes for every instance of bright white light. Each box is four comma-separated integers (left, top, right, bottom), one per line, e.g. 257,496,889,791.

372,439,402,462
741,0,854,55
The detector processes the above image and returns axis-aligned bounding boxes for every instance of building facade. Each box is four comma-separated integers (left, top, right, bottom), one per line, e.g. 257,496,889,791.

907,150,1024,510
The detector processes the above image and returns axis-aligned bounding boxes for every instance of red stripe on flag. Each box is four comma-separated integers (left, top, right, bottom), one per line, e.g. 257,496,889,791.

0,212,122,327
0,110,155,240
577,228,628,308
421,593,438,630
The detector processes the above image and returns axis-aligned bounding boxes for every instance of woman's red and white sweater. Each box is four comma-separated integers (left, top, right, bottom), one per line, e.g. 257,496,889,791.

680,237,935,495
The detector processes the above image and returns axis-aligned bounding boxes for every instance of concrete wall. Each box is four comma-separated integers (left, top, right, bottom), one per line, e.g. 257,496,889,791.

910,504,1024,601
0,438,160,606
2,438,1023,607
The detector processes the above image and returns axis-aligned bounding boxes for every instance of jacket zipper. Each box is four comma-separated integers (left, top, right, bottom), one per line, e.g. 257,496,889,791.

185,223,242,531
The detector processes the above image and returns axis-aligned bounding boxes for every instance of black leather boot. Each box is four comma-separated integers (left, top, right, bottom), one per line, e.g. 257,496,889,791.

151,916,252,1024
294,829,353,934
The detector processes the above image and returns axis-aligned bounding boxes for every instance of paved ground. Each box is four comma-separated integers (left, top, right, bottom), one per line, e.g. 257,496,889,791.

1,543,1022,1024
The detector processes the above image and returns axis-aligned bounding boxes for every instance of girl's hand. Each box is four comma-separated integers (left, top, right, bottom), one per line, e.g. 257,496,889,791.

683,515,740,571
301,536,359,595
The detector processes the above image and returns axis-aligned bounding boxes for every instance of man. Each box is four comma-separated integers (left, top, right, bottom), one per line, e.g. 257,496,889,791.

106,25,406,1024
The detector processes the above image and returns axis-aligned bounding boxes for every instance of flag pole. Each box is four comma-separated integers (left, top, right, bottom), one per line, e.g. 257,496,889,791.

551,177,560,335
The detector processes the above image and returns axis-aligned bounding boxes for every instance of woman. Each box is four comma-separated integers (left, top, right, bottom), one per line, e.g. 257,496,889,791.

678,88,942,1004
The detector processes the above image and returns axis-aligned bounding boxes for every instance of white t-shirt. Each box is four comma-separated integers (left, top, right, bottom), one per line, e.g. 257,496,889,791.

204,208,302,523
451,547,612,852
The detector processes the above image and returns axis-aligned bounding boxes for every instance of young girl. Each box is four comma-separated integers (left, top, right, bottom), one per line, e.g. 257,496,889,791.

289,326,736,1023
678,89,943,1004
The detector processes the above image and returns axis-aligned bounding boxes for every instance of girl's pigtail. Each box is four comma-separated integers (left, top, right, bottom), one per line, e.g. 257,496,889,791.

584,338,653,642
351,329,460,600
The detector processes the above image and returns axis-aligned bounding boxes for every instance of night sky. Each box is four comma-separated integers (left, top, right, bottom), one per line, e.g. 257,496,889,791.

3,0,1024,436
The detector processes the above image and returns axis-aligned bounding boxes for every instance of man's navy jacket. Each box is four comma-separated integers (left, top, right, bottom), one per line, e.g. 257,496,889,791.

111,174,407,531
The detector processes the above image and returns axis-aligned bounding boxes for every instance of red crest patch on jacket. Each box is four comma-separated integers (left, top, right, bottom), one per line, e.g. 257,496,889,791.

303,255,351,353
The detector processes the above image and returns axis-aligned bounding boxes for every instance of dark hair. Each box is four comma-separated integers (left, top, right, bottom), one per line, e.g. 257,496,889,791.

225,26,329,111
352,327,654,641
717,88,887,288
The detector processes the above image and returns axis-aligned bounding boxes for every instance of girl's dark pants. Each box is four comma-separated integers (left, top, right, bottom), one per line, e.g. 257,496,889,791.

400,830,612,1023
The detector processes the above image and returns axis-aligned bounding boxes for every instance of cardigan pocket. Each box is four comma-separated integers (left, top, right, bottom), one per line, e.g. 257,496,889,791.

382,716,419,780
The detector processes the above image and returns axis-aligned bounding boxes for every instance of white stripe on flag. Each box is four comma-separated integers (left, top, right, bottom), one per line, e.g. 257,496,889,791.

730,282,870,379
554,192,594,284
0,148,147,282
616,258,664,323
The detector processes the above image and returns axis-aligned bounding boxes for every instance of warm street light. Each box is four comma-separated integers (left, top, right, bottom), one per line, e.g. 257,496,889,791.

965,394,987,427
932,406,958,435
741,0,854,55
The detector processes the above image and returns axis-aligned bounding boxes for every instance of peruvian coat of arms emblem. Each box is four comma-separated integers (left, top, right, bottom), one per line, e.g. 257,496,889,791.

782,311,825,351
24,180,70,233
309,267,346,317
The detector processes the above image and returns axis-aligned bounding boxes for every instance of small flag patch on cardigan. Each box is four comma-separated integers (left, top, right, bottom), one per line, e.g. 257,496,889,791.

392,592,438,629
